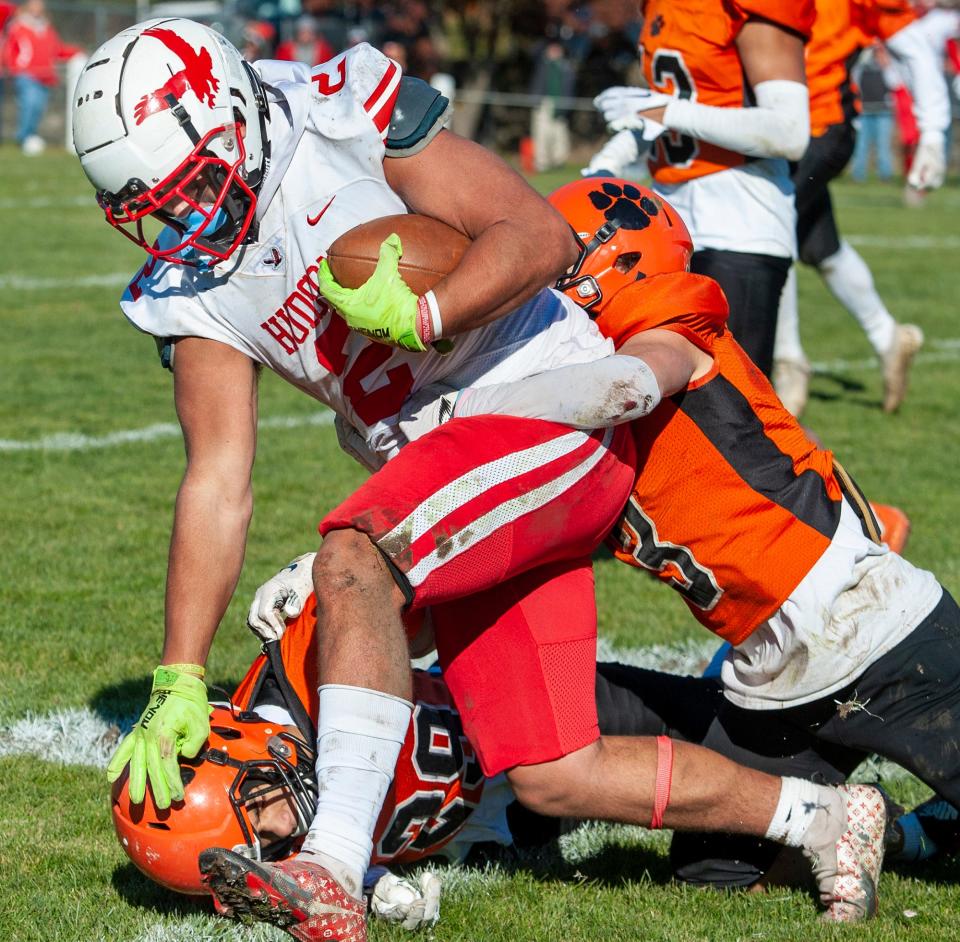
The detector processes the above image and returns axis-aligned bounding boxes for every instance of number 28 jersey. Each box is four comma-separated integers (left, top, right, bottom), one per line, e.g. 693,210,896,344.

231,598,490,866
639,0,814,185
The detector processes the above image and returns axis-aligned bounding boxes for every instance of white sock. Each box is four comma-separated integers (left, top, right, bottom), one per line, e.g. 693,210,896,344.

773,266,806,363
818,241,896,356
765,776,845,849
300,684,413,899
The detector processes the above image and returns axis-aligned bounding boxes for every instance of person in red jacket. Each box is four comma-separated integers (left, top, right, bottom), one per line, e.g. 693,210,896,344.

0,2,16,143
2,0,81,153
275,15,334,67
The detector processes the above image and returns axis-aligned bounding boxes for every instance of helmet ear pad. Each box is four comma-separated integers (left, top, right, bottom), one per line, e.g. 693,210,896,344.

111,706,316,895
548,178,693,315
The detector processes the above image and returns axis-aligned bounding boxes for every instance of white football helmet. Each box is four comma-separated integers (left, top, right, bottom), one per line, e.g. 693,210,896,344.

73,18,270,266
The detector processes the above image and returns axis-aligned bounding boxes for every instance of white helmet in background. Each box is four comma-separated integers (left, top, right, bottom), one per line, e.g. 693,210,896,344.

72,18,270,266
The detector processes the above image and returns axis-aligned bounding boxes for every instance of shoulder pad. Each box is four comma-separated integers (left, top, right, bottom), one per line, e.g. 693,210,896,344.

385,77,451,157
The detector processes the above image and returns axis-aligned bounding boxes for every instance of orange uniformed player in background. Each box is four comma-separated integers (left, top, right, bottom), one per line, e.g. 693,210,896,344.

772,0,951,417
585,0,814,379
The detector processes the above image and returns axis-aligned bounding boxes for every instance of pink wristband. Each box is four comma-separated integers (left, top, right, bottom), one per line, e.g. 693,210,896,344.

416,295,434,344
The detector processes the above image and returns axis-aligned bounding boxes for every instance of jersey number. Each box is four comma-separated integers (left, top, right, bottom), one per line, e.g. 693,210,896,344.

616,497,722,611
651,50,698,167
312,59,346,96
376,703,483,859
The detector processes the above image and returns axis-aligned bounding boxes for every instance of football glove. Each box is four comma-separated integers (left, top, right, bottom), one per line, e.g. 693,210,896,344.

107,664,210,809
594,87,672,138
907,131,946,191
367,867,441,930
582,129,651,177
247,553,317,642
317,234,427,352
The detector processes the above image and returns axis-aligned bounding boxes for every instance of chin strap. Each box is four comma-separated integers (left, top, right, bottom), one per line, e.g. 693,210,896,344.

243,60,271,189
649,735,674,830
239,60,270,246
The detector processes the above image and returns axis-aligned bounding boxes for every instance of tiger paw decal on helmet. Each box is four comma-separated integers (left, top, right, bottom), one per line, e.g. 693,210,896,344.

588,181,661,230
548,178,693,315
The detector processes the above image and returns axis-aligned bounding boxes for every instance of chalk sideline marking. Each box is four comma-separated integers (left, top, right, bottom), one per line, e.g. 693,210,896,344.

0,411,335,453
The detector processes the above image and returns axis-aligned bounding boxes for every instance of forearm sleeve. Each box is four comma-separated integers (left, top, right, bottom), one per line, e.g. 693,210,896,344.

662,80,809,161
455,355,661,429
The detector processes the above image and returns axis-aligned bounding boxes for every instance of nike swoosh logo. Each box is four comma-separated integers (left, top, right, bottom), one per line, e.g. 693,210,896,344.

307,196,335,226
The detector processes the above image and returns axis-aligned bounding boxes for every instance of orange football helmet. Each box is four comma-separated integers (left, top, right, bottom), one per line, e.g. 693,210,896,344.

549,178,693,315
111,705,316,895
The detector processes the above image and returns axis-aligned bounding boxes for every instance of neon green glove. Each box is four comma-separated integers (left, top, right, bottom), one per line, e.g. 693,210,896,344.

106,664,211,809
317,234,427,352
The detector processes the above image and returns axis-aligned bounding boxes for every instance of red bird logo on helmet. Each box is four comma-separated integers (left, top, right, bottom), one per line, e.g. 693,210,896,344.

133,27,220,125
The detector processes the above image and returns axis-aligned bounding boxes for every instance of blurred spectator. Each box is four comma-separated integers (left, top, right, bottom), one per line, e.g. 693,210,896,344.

408,34,441,82
240,20,276,63
573,14,639,100
341,0,385,47
2,0,82,155
275,15,333,66
381,39,408,72
382,1,431,47
529,39,574,172
851,46,894,181
0,1,16,143
346,27,371,49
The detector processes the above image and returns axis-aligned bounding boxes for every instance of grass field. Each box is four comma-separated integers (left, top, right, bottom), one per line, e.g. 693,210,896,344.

1,146,959,942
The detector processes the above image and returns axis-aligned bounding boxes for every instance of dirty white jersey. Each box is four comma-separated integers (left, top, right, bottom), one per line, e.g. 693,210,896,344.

120,45,611,462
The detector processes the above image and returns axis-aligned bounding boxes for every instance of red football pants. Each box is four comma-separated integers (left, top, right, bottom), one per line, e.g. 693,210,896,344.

320,415,636,774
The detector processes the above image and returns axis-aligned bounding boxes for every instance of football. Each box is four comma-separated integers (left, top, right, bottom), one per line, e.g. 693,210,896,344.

326,214,471,295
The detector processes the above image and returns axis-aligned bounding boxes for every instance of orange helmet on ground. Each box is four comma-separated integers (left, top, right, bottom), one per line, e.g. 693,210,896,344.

111,705,316,895
549,178,693,316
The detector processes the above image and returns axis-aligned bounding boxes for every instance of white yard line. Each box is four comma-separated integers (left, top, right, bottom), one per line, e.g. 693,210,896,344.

3,340,958,454
0,636,909,784
847,234,960,250
0,271,130,291
811,337,960,374
0,233,956,291
0,411,334,452
0,194,91,210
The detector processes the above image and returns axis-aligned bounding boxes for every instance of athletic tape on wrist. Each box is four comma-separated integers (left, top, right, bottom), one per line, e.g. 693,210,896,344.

162,662,206,679
649,735,674,830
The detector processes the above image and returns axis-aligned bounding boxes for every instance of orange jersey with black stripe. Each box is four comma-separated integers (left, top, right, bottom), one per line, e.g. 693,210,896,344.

596,273,843,645
807,0,916,135
232,601,485,866
639,0,814,184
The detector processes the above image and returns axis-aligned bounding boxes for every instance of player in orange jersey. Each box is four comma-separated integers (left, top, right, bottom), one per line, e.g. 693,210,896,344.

772,0,952,416
584,0,814,378
400,179,960,889
112,579,742,916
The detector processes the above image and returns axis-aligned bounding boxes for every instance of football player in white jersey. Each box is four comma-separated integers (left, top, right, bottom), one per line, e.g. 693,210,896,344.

75,20,889,939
